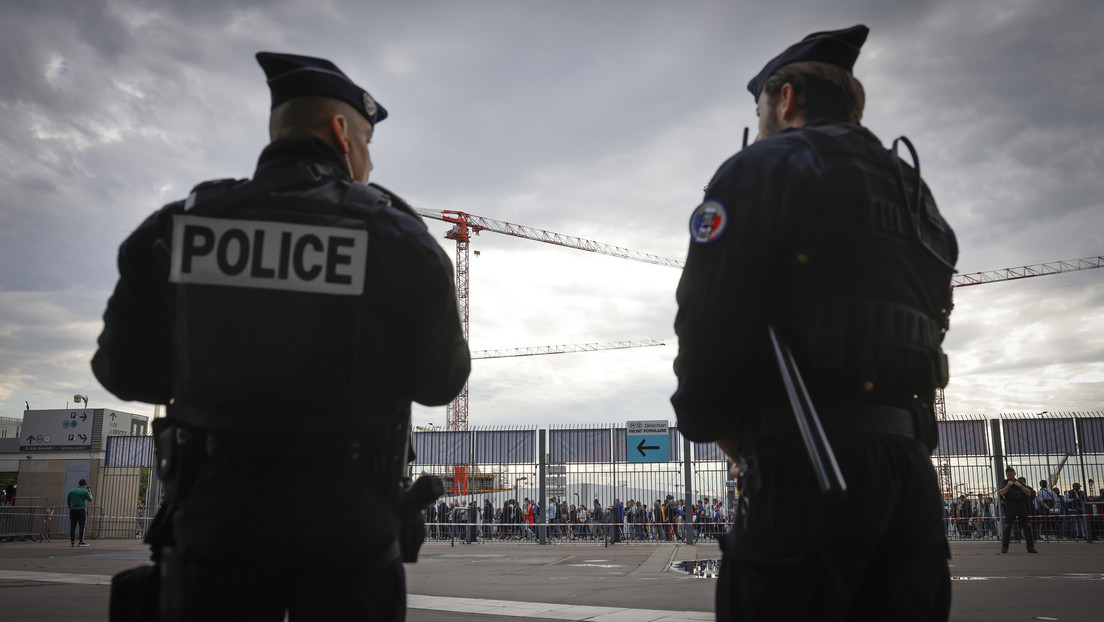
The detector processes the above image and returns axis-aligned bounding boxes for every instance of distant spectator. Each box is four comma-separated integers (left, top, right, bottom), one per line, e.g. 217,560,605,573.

67,479,93,547
1036,481,1059,541
955,495,972,539
1066,483,1086,540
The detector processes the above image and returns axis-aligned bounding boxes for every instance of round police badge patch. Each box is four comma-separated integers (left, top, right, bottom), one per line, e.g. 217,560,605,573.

363,93,378,117
689,200,727,243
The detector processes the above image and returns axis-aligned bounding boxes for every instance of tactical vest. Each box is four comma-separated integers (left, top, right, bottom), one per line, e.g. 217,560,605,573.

162,161,399,431
775,123,957,405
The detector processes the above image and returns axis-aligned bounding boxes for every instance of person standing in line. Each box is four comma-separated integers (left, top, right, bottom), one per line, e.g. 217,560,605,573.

955,494,973,539
67,479,93,547
484,498,495,539
671,24,957,621
1000,467,1038,554
92,51,469,621
1036,480,1059,541
1066,482,1086,540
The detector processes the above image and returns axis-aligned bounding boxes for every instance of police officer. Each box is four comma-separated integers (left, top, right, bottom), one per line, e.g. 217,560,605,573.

999,466,1038,553
93,52,470,621
672,25,957,621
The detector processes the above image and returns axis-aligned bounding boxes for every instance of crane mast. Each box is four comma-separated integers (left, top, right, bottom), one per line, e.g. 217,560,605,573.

421,208,683,429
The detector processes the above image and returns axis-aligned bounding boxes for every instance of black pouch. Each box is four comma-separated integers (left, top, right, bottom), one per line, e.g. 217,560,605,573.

109,564,159,622
153,418,203,503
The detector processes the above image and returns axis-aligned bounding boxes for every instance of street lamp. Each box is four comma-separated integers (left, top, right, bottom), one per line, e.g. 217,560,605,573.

514,476,528,500
74,395,88,409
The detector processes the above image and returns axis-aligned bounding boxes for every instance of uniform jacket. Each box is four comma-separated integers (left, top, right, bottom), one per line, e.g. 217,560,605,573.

92,136,470,432
672,119,956,448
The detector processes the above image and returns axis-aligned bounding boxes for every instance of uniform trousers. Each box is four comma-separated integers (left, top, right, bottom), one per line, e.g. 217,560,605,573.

1000,502,1035,550
163,439,403,621
716,426,950,622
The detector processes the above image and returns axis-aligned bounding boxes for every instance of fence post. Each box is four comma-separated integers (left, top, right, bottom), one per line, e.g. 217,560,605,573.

538,429,547,545
990,418,1005,538
683,435,693,545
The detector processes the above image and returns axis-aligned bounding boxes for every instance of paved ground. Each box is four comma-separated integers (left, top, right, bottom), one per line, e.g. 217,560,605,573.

0,536,1100,621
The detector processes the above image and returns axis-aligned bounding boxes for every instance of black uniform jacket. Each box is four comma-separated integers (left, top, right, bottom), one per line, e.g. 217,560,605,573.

92,136,470,430
672,119,956,445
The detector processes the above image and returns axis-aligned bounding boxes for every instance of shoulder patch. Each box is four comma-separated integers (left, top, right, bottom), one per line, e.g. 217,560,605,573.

689,200,727,243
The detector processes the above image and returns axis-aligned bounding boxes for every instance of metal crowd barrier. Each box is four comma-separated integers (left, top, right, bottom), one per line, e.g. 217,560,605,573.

422,519,731,545
0,505,48,541
943,508,1104,543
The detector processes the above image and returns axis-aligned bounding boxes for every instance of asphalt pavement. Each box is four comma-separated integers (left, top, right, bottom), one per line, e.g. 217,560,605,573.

0,536,1100,621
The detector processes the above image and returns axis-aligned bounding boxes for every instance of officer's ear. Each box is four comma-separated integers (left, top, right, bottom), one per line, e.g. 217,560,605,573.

329,114,351,155
777,83,805,126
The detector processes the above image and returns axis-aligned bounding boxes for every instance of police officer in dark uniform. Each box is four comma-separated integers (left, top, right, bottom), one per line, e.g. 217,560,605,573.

93,52,470,621
672,25,956,621
999,466,1038,553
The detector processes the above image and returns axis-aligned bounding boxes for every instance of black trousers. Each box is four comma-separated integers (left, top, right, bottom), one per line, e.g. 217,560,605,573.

1001,503,1035,550
69,508,86,542
163,443,403,622
716,429,950,622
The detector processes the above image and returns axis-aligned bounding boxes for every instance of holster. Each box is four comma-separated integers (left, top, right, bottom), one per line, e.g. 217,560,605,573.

110,417,201,622
153,417,205,504
109,564,159,622
397,474,444,562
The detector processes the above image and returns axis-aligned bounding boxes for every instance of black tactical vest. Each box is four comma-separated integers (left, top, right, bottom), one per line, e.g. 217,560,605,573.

775,123,957,406
163,163,395,431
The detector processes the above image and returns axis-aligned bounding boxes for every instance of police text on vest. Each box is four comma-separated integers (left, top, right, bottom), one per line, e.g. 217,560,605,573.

169,215,367,295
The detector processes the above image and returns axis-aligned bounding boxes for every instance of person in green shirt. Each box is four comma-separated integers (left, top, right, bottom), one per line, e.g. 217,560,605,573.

67,479,93,547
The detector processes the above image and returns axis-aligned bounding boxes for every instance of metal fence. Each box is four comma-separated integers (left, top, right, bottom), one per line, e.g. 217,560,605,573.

0,436,159,542
413,413,1104,544
5,412,1101,543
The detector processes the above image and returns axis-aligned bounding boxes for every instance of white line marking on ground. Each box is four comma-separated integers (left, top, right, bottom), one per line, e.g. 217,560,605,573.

0,570,112,585
0,570,716,619
407,594,713,621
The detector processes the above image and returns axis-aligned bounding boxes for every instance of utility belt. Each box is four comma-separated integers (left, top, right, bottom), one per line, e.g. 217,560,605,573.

150,413,441,562
153,414,405,504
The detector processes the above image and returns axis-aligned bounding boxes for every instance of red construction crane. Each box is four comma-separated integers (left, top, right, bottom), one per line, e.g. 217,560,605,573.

419,198,1102,443
416,208,683,430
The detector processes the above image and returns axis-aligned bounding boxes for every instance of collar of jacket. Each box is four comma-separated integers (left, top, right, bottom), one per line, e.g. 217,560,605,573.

253,135,350,182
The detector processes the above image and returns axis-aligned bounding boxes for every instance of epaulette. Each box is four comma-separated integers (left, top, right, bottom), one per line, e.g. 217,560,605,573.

369,182,424,223
184,178,248,211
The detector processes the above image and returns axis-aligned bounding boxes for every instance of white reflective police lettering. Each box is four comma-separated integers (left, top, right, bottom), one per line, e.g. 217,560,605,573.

181,225,215,273
169,215,367,295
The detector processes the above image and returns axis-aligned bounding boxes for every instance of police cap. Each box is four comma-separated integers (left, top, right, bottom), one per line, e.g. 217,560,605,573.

747,24,869,100
256,52,388,126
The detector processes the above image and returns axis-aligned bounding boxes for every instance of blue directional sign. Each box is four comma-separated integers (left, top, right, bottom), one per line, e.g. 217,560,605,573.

627,420,670,463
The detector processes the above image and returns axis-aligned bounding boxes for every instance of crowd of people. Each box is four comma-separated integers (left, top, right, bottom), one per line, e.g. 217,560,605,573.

424,495,734,542
945,481,1101,541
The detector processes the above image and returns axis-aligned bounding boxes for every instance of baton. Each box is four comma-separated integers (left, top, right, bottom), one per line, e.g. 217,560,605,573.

768,323,847,496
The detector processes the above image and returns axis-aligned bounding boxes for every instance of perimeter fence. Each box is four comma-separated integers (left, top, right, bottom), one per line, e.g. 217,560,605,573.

414,413,1104,544
4,413,1102,543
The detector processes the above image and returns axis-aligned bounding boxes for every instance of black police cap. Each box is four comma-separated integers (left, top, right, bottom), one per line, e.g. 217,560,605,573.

747,24,869,100
256,52,387,126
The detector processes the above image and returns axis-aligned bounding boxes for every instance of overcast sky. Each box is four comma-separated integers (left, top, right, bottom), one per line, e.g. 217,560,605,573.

1,0,1101,431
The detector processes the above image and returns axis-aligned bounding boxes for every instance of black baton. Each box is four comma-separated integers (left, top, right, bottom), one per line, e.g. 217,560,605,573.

768,324,847,496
